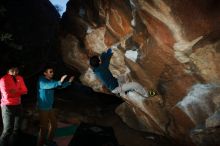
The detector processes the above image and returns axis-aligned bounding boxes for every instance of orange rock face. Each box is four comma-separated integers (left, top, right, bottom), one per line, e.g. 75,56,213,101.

60,0,220,145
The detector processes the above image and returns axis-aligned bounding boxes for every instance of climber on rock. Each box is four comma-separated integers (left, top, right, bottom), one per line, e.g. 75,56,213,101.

89,48,152,97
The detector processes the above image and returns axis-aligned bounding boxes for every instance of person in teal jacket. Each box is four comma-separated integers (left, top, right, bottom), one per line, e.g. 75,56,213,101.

37,65,74,146
90,48,118,91
90,48,148,97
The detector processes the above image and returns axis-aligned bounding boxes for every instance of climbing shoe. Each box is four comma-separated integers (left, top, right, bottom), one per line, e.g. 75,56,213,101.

148,90,158,97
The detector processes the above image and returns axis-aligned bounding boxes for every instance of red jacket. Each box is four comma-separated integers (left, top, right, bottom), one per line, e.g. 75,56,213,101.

0,74,28,106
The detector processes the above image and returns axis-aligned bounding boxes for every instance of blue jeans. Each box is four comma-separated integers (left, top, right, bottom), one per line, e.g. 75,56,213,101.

0,105,22,146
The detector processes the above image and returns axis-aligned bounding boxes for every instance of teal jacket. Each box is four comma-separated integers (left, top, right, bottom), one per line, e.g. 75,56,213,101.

37,76,71,110
93,48,118,91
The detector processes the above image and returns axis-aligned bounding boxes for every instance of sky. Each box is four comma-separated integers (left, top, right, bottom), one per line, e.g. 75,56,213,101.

49,0,69,15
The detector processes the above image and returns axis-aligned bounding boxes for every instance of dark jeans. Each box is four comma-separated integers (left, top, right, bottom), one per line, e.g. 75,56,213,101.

0,105,22,146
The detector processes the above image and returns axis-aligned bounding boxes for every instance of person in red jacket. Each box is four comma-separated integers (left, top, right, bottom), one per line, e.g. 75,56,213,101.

0,64,28,146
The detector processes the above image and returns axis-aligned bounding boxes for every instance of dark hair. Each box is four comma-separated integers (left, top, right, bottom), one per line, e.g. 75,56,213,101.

42,65,54,73
5,62,20,71
89,55,100,68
